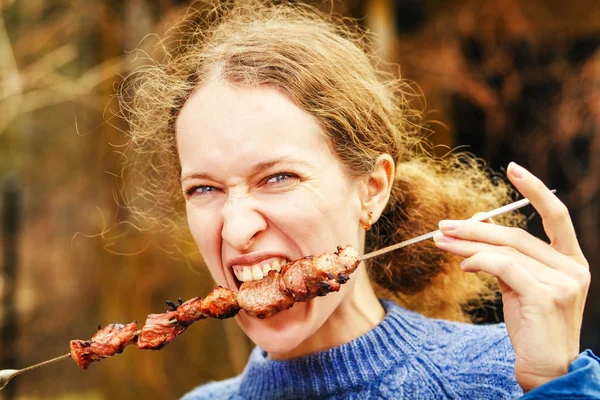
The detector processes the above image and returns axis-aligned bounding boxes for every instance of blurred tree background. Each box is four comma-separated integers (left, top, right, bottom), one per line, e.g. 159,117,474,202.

0,0,597,398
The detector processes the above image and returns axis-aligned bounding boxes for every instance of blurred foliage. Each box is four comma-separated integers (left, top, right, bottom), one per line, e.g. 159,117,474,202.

0,0,597,399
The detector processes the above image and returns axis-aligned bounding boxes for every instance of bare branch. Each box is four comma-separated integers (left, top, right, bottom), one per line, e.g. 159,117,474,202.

0,13,22,135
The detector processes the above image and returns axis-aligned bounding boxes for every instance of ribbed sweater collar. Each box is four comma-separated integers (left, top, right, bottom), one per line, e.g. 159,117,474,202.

237,300,428,398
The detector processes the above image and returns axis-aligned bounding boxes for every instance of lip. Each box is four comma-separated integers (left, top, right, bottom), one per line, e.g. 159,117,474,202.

226,251,291,269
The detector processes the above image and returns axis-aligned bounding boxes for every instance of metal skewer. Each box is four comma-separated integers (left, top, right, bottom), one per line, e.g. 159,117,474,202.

0,193,550,390
0,328,144,390
0,353,71,390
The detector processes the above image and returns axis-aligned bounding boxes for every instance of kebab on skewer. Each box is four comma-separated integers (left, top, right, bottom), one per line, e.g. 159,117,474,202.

70,245,360,369
0,195,539,390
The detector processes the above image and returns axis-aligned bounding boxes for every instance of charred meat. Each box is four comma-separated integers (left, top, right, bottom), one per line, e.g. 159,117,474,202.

136,311,185,350
197,286,240,319
70,245,359,367
280,245,359,302
236,271,295,319
137,287,241,350
69,322,138,369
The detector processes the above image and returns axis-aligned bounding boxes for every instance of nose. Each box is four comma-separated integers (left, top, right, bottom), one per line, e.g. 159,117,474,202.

221,195,267,251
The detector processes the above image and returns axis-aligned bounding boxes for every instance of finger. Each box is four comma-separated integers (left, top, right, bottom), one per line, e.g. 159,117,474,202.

460,251,542,298
471,212,495,225
433,233,563,284
506,162,582,256
437,220,587,273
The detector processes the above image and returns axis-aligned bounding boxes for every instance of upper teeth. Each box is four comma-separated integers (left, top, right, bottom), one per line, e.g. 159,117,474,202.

252,265,263,280
233,259,287,283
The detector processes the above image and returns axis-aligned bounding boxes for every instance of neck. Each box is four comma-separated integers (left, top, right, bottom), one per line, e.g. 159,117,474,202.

268,266,385,360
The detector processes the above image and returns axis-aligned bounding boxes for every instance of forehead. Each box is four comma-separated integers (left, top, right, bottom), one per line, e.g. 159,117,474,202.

175,80,335,174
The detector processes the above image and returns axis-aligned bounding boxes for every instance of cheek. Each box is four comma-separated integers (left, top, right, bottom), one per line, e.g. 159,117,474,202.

264,187,361,251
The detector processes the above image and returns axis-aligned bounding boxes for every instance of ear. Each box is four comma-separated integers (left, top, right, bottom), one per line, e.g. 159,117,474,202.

360,154,395,227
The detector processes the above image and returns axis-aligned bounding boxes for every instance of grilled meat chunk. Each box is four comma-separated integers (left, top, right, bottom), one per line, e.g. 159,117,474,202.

69,322,138,369
138,287,241,350
198,286,240,319
238,245,359,317
281,245,359,302
237,271,295,319
137,311,184,350
174,297,206,324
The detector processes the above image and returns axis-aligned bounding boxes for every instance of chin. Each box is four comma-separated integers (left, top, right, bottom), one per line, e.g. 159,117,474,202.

235,300,318,354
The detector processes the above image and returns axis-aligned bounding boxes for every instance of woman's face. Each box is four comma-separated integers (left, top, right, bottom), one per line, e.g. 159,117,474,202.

176,79,366,354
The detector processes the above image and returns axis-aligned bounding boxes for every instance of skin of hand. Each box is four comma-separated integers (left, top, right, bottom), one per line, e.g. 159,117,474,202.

433,161,591,392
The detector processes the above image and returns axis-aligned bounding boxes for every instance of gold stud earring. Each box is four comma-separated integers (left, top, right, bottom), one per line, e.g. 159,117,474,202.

362,211,373,231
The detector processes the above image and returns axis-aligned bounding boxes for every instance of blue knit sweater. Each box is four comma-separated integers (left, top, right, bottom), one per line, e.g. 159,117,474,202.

181,300,523,399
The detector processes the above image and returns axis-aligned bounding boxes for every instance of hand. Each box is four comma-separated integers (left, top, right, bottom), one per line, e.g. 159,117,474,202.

433,162,591,392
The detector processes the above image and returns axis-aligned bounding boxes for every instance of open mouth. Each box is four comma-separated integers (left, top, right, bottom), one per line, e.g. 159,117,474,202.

231,258,290,289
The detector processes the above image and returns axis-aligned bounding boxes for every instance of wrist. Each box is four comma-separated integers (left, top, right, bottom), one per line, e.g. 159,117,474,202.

517,364,570,392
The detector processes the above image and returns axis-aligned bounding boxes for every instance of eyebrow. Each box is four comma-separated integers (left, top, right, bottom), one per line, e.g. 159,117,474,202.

180,156,311,183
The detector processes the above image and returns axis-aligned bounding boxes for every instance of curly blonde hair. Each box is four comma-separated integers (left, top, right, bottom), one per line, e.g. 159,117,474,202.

118,0,524,322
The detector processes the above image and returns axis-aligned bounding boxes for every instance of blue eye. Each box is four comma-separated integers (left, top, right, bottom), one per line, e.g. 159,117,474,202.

198,186,216,193
266,173,293,184
263,172,300,190
185,185,217,198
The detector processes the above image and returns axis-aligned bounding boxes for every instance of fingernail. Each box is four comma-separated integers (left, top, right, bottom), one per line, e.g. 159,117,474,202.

439,220,459,231
433,232,456,244
509,162,527,179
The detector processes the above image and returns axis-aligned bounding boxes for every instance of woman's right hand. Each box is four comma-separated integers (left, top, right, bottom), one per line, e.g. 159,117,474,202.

434,162,591,392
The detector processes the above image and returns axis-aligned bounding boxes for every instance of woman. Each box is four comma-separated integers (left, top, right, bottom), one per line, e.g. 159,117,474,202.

120,1,597,398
